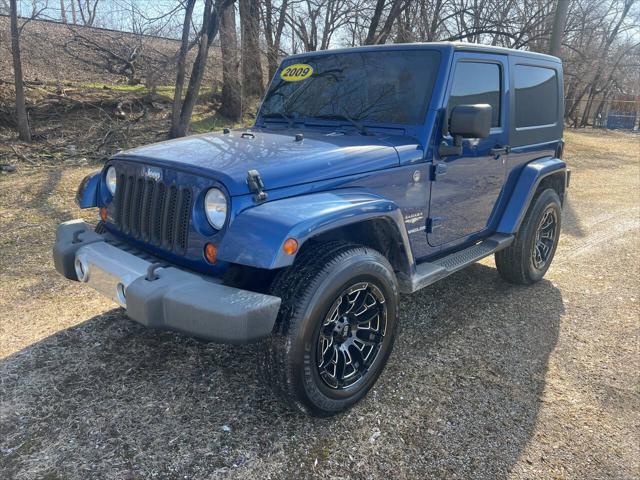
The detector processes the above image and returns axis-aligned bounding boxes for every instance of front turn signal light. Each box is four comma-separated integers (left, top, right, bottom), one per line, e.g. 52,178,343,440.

204,243,217,264
100,207,108,222
283,238,298,255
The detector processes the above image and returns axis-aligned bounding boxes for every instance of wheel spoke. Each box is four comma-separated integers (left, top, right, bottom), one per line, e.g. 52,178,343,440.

540,229,554,240
348,344,365,371
356,303,380,325
532,208,557,269
334,348,347,385
355,330,383,346
316,281,388,390
318,336,335,368
348,288,368,315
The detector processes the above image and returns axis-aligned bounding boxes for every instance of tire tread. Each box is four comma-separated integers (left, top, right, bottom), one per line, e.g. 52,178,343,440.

496,188,561,284
257,241,397,415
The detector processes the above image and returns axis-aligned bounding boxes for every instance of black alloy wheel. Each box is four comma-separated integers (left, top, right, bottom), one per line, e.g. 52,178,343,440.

257,242,399,416
532,207,558,270
317,282,387,390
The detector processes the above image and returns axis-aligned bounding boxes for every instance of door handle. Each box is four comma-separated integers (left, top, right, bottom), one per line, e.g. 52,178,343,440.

490,145,510,157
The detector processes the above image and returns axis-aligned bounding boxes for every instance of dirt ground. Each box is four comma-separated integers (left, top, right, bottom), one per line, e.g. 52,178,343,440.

0,129,638,480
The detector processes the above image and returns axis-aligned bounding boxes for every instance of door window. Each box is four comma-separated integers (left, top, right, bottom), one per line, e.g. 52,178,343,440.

448,62,501,127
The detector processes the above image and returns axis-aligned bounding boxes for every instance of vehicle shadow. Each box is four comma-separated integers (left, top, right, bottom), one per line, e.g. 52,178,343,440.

0,263,563,480
561,196,586,238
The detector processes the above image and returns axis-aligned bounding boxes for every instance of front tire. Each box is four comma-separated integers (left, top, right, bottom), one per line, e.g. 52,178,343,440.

258,242,399,416
496,188,562,284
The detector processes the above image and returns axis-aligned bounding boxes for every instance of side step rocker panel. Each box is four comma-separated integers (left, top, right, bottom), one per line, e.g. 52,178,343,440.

404,233,514,293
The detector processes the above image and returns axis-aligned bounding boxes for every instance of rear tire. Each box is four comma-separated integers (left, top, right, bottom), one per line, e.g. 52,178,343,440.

257,242,399,417
496,188,562,284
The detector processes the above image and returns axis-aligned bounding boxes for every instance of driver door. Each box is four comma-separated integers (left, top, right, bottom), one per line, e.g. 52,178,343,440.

427,53,509,247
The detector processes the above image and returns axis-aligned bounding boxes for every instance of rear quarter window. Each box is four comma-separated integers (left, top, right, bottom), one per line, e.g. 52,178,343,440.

514,65,559,128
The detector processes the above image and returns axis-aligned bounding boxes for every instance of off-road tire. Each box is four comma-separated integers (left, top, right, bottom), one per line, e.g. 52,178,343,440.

495,188,562,284
257,242,399,417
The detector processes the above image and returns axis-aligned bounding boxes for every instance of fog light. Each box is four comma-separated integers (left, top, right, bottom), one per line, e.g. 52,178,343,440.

283,238,298,255
100,207,108,222
204,243,217,264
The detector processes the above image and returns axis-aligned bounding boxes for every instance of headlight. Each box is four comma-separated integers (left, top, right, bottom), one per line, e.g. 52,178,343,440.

204,188,227,229
106,166,117,195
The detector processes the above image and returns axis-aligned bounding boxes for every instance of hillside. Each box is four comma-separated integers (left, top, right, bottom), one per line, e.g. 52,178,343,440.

0,15,221,87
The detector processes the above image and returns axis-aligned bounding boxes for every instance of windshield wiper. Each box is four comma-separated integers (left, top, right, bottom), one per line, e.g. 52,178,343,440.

312,112,368,135
262,111,295,128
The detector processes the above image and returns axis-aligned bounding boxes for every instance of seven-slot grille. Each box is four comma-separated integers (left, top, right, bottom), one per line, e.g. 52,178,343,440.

113,171,192,254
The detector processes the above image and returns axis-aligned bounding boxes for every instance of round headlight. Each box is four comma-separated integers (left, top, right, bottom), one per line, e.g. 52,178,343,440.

204,188,227,229
106,166,117,195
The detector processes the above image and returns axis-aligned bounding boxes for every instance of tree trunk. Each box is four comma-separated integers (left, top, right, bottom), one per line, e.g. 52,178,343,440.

219,3,242,120
70,0,77,23
170,0,197,138
9,0,31,142
364,0,385,45
60,0,67,23
263,0,288,80
239,0,264,98
364,0,404,45
172,0,229,138
549,0,569,57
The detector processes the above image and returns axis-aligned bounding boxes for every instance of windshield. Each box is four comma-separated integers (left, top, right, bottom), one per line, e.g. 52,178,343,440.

259,50,441,126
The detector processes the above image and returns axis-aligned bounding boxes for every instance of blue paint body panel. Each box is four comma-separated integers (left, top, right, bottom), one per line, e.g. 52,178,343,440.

117,129,402,196
218,189,412,269
74,42,566,282
75,171,102,208
497,156,566,233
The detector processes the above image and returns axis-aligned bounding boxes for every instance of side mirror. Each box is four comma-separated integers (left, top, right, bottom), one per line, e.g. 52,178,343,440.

439,104,492,157
449,104,492,139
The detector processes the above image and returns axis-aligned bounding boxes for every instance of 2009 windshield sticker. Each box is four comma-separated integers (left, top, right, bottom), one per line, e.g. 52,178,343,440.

280,64,314,82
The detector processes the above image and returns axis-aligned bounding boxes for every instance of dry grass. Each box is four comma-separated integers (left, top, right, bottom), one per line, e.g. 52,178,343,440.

0,82,248,173
0,129,638,479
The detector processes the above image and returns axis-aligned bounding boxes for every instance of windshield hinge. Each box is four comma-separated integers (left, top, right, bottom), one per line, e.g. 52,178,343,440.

246,169,268,203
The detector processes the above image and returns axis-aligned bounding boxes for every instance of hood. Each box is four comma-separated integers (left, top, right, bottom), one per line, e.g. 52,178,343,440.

113,129,402,196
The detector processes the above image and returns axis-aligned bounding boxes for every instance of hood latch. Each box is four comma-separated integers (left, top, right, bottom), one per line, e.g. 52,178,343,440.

246,169,268,203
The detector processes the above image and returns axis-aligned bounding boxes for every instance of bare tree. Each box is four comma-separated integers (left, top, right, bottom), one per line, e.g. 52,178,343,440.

240,0,264,97
577,0,636,126
9,0,32,141
64,28,142,84
549,0,569,56
60,0,68,23
219,1,242,120
171,0,234,138
70,0,77,23
76,0,100,26
364,0,405,44
561,0,638,126
170,0,197,138
262,0,289,79
287,0,352,51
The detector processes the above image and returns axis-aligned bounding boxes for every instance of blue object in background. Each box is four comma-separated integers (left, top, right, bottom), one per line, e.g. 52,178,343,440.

607,111,637,130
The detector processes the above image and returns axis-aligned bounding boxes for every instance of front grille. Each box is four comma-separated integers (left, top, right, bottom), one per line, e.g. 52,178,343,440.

113,172,192,254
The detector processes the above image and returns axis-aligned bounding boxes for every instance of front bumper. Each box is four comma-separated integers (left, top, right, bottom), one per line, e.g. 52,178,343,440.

53,220,281,343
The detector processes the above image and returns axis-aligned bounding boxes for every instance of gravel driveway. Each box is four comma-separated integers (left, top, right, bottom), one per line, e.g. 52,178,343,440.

1,130,638,479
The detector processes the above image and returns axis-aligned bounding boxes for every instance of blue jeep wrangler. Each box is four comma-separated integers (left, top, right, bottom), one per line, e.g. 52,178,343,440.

54,42,568,416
